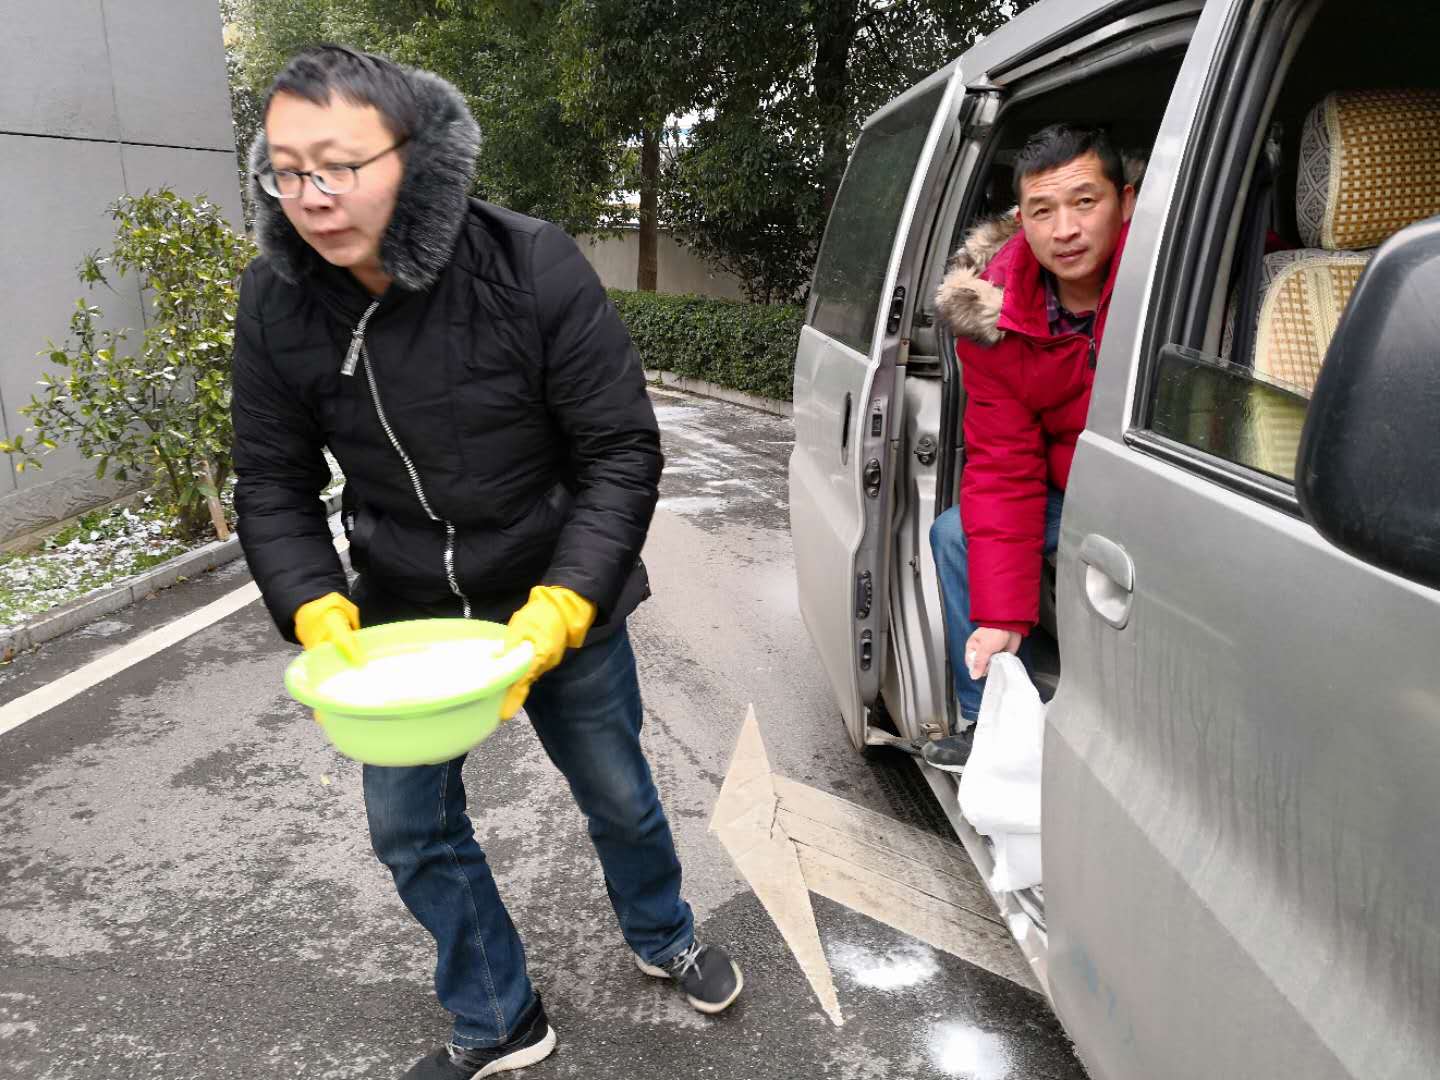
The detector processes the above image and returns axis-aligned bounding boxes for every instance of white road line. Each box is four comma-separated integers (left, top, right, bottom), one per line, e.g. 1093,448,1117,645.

0,536,349,738
0,582,261,736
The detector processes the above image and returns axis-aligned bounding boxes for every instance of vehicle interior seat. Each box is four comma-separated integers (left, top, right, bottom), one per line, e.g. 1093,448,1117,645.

1241,88,1440,474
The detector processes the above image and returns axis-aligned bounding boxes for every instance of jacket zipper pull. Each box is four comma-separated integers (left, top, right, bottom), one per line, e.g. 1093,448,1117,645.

342,299,382,377
342,330,364,377
1087,337,1097,369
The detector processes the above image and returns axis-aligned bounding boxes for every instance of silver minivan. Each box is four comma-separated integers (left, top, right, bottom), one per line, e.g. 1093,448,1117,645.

788,1,1440,1076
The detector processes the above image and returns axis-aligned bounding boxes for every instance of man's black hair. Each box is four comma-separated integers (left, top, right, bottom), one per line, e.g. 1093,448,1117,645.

1012,123,1126,203
264,45,420,140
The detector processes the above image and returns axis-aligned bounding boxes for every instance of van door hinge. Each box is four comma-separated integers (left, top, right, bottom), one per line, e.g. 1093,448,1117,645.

859,629,874,670
855,570,873,619
886,286,907,334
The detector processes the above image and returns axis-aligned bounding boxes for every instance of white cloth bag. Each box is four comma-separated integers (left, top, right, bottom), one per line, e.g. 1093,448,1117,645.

956,652,1045,892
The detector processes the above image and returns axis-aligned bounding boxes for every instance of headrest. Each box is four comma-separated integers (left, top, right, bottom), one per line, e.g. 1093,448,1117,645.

1296,89,1440,250
1253,249,1369,393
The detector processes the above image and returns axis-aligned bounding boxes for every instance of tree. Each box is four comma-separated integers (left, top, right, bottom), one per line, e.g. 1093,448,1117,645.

405,3,629,234
219,2,264,223
664,102,824,304
551,0,710,290
668,0,1039,302
1,192,256,539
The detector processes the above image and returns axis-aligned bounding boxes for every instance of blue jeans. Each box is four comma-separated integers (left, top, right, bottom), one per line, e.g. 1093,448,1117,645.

929,489,1064,723
361,627,694,1049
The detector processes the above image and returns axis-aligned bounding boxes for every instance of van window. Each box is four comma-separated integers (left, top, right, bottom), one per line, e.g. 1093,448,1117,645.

1142,2,1440,484
808,84,945,355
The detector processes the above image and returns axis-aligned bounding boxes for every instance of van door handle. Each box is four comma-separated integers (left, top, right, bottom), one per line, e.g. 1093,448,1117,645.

1079,533,1134,630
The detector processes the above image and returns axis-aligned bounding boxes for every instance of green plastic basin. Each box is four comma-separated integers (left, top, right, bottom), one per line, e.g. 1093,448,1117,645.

283,619,533,767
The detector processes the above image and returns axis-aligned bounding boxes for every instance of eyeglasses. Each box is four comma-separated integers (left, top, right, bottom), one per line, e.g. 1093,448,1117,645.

256,136,410,199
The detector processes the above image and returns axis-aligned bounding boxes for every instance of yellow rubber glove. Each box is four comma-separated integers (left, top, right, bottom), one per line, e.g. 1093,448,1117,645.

294,592,364,665
500,586,596,720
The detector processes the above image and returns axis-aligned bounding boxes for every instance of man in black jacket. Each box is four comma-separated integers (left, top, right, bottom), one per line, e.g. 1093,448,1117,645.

233,46,742,1079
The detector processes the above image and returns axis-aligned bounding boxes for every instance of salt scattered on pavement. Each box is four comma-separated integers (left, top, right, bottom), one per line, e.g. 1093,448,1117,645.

927,1022,1014,1079
828,941,940,992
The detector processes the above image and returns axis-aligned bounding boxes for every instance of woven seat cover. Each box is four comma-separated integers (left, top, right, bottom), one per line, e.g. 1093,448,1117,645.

1296,88,1440,252
1245,90,1440,477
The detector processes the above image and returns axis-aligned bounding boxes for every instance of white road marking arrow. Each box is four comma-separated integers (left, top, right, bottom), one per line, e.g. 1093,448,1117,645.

710,706,1037,1027
709,703,843,1024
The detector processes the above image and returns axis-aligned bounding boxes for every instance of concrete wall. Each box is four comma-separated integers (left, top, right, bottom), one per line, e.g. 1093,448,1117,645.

0,0,243,545
576,228,748,301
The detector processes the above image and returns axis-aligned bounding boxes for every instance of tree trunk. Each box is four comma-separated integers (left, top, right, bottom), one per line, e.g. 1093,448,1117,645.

201,458,231,541
637,127,660,292
812,8,857,218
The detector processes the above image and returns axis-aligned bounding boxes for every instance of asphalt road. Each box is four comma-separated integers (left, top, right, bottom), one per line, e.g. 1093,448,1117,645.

0,388,1087,1080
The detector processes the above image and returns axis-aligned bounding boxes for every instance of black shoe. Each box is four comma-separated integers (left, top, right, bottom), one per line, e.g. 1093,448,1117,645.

922,728,975,774
403,997,556,1078
635,940,744,1014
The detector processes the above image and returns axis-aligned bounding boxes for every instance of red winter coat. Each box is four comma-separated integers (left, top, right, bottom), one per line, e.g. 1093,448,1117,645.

933,216,1130,636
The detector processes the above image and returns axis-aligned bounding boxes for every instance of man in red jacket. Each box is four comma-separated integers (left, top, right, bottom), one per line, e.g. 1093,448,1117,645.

923,124,1135,772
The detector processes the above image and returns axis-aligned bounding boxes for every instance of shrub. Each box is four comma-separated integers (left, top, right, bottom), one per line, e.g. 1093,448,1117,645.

609,290,803,402
1,190,256,539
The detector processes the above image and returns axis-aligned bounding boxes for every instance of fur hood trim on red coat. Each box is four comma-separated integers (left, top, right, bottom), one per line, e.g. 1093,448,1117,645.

932,211,1022,346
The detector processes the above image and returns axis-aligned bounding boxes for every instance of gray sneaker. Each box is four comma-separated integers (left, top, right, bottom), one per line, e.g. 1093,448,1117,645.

921,727,975,773
402,996,556,1078
635,940,744,1014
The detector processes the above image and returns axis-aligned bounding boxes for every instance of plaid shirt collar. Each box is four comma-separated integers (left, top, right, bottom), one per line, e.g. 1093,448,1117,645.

1042,270,1097,338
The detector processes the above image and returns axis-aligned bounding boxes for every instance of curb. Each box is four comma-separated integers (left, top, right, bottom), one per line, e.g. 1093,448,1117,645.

645,370,792,418
0,489,344,660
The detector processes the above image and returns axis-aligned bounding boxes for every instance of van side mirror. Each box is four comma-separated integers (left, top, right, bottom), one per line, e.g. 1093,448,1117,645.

1296,215,1440,590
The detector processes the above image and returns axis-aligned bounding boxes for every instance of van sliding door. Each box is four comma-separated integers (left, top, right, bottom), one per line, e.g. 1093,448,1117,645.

789,65,963,752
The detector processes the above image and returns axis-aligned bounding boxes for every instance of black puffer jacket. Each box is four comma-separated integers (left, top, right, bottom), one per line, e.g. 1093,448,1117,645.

232,69,661,641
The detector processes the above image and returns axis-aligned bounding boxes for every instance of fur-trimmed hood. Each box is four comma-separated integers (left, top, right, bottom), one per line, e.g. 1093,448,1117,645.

933,211,1022,347
248,68,480,291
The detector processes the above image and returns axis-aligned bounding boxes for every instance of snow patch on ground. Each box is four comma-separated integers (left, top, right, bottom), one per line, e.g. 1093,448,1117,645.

79,619,132,638
0,502,191,631
1,461,343,635
657,495,729,516
828,941,940,991
650,391,793,533
0,991,39,1041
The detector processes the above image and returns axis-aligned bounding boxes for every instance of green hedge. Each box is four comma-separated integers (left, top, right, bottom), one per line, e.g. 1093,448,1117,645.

609,290,804,403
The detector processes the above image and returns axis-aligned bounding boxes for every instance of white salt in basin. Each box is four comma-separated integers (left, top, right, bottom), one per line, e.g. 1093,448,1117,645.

317,638,509,709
